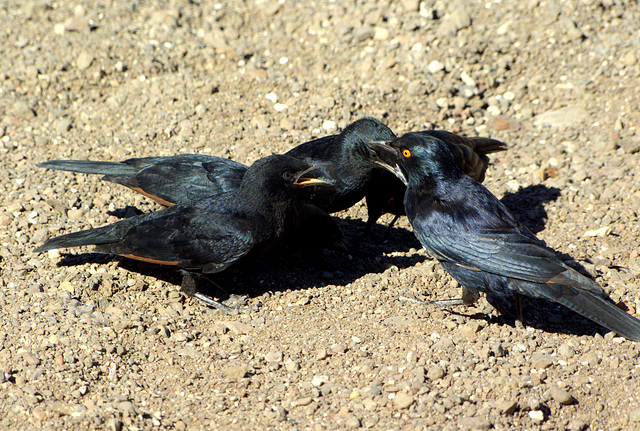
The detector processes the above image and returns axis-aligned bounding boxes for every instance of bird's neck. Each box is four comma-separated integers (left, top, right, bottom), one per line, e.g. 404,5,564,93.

236,184,286,230
405,174,461,216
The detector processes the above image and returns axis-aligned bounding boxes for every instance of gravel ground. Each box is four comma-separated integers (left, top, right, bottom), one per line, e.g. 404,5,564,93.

2,0,640,430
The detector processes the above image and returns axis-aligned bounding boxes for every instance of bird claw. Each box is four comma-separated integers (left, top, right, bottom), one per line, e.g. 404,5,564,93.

193,293,259,314
426,298,467,307
396,293,467,308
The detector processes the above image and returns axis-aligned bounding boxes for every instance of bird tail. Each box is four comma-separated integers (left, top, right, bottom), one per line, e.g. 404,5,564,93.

512,272,640,341
467,137,508,155
416,130,507,155
34,223,127,253
37,160,137,177
549,284,640,341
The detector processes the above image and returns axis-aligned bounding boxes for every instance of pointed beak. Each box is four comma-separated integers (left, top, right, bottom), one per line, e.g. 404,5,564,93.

366,141,408,185
294,164,334,186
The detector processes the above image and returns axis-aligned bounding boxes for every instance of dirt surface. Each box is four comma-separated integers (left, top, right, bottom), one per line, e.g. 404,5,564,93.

2,0,640,430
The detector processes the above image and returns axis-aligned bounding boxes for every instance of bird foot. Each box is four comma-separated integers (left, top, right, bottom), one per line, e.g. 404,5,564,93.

396,295,465,308
192,293,259,314
426,298,467,307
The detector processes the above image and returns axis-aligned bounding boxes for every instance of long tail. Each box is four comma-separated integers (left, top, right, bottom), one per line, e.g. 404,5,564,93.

34,222,129,253
467,136,508,155
550,284,640,341
37,160,138,177
417,130,507,155
414,131,507,183
516,276,640,341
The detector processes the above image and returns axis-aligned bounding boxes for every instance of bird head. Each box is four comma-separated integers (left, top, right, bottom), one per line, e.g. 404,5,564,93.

339,117,396,159
366,133,463,187
242,155,334,201
364,140,408,185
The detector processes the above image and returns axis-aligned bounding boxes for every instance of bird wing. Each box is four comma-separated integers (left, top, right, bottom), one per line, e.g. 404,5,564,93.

115,155,247,206
36,204,257,274
408,185,567,284
103,206,258,273
38,155,248,207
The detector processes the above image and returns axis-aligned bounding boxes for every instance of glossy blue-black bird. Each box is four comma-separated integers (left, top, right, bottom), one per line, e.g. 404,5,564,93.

366,132,640,341
285,119,505,233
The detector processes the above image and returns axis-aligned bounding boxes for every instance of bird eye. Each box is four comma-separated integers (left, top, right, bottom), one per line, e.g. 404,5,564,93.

402,149,411,158
282,171,294,181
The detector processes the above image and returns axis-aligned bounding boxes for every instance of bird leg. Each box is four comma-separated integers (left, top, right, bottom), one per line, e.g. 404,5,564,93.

419,286,482,308
380,214,401,240
427,298,467,307
180,272,252,314
192,292,248,314
363,213,400,241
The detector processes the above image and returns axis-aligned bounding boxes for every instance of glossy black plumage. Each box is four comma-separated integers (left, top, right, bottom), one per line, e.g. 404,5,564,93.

35,155,333,306
37,155,246,207
368,133,640,341
286,118,506,232
38,155,343,251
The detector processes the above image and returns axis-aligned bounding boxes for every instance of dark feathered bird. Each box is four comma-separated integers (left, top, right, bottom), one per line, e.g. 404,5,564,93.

286,118,506,233
35,155,332,309
37,154,246,207
37,155,345,251
367,132,640,341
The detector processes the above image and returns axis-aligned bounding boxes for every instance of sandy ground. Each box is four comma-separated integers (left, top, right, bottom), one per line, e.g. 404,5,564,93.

2,0,640,430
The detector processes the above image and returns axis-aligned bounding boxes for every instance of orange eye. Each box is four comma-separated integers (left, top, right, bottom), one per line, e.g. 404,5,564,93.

402,149,411,158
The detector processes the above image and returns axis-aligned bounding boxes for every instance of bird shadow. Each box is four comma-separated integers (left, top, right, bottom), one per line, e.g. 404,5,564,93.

426,295,615,339
499,184,561,234
52,184,609,340
53,216,427,306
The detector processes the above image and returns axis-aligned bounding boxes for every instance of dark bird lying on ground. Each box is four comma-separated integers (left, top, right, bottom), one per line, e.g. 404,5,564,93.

37,154,247,207
38,118,506,236
38,155,344,251
35,155,332,310
366,133,640,341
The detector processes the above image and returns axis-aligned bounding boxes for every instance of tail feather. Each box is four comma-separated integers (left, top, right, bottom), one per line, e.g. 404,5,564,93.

416,130,507,155
34,223,129,253
550,284,640,341
414,131,506,183
467,136,508,155
37,160,137,177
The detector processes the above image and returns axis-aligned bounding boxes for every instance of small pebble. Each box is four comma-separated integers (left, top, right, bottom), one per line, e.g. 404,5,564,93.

427,364,446,380
76,51,94,71
550,386,574,405
311,375,329,387
393,392,414,409
265,350,283,362
529,410,545,423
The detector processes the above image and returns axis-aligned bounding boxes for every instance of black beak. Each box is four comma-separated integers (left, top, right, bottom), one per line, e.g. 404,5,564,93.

294,164,335,186
365,141,408,185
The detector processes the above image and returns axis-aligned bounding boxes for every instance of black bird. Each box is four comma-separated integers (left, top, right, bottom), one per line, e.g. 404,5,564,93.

366,133,640,341
285,118,507,233
37,155,344,251
35,155,332,309
37,154,247,207
38,119,398,232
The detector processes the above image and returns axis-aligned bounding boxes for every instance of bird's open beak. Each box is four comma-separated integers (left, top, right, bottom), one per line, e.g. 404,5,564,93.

366,141,408,185
294,164,334,186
